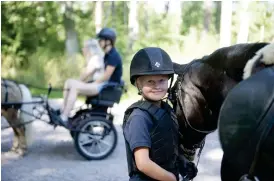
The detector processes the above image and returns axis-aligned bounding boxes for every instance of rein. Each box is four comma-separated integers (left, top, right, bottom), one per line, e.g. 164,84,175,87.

172,60,216,175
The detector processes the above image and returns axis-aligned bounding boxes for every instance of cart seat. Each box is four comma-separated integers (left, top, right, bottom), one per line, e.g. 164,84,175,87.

85,83,124,107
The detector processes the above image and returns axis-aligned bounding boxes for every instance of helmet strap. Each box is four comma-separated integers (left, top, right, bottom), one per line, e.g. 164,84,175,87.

167,75,174,102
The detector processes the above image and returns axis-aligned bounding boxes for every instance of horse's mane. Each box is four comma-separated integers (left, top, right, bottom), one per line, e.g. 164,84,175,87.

204,42,269,69
173,62,187,75
173,59,202,75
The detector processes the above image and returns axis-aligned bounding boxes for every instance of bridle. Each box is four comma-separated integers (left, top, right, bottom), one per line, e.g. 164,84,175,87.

171,60,215,166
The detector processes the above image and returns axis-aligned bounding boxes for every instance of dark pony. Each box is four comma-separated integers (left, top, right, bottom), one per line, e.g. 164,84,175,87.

171,42,274,161
218,66,274,181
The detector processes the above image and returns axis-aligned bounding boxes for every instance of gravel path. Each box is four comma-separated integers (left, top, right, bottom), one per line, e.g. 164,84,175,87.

1,98,223,181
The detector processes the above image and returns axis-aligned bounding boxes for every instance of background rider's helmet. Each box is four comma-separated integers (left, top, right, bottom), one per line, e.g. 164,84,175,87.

96,27,116,45
130,47,174,85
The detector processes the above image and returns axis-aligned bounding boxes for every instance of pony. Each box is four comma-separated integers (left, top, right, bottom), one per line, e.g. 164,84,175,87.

171,42,274,161
1,79,34,156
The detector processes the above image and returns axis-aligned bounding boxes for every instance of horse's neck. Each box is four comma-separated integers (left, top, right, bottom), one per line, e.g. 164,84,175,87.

204,43,268,82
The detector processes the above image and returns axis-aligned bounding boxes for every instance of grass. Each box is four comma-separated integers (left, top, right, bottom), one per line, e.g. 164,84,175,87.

30,88,63,99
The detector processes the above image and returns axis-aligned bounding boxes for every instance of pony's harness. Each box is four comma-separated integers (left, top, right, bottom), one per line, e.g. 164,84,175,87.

1,79,23,110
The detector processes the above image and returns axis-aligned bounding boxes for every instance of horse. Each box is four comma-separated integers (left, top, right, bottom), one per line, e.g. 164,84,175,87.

218,66,274,181
171,42,274,161
1,79,34,156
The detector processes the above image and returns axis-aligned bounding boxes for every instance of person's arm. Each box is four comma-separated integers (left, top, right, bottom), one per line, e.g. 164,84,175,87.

95,53,119,83
79,56,99,82
134,147,177,181
94,65,115,83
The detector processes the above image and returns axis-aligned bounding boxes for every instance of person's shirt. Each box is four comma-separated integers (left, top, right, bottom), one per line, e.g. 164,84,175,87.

87,55,105,82
123,108,153,152
104,47,123,83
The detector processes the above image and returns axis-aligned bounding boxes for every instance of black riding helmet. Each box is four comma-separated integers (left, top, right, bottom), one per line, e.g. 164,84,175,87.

130,47,174,85
96,27,116,45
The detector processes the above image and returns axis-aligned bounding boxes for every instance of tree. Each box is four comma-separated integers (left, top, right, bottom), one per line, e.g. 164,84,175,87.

237,0,251,43
63,2,79,61
111,1,115,28
220,0,232,47
128,0,138,51
143,1,149,33
95,1,103,33
202,0,212,39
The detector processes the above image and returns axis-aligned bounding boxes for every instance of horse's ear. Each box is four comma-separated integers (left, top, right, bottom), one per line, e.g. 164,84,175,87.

173,62,188,75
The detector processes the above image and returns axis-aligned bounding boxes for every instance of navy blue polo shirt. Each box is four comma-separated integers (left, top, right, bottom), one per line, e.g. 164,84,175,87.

123,108,153,152
104,47,123,83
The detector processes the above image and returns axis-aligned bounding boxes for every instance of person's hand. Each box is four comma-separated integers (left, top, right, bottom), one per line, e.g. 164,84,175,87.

179,161,198,180
167,172,177,181
185,161,198,179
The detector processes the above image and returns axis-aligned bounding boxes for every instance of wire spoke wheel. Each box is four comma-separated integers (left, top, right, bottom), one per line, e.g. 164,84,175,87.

74,116,117,160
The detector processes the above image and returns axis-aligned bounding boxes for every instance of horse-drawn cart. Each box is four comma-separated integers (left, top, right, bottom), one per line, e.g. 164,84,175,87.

1,79,126,160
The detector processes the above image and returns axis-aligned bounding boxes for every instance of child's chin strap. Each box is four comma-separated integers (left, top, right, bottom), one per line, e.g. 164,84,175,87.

166,75,174,103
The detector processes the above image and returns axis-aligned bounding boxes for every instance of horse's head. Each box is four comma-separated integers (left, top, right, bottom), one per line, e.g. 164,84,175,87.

243,43,274,79
172,61,216,161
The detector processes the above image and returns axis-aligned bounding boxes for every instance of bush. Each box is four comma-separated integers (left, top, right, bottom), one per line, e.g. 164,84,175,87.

1,47,85,89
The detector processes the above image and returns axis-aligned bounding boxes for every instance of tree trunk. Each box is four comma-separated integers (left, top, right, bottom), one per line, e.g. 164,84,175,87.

237,0,250,43
214,1,222,34
203,1,212,33
163,2,170,19
143,1,149,34
201,1,212,41
95,1,102,33
172,1,182,37
111,1,115,28
220,0,232,47
63,2,79,61
123,1,127,25
128,0,138,51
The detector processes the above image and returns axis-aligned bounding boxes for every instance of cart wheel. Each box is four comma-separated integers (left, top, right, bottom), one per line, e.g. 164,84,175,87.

74,116,117,160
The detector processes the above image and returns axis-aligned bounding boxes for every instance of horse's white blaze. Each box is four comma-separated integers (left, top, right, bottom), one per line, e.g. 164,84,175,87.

19,84,34,146
243,43,274,79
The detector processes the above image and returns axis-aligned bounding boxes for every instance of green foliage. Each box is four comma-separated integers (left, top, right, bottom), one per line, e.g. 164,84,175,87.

1,1,274,99
231,1,274,44
1,2,64,68
181,2,204,35
248,1,274,42
2,47,84,88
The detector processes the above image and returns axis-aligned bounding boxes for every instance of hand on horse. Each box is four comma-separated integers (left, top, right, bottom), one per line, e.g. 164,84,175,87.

178,156,198,180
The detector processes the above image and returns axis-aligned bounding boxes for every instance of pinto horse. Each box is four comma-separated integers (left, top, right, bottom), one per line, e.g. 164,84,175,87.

171,42,274,161
1,79,34,156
